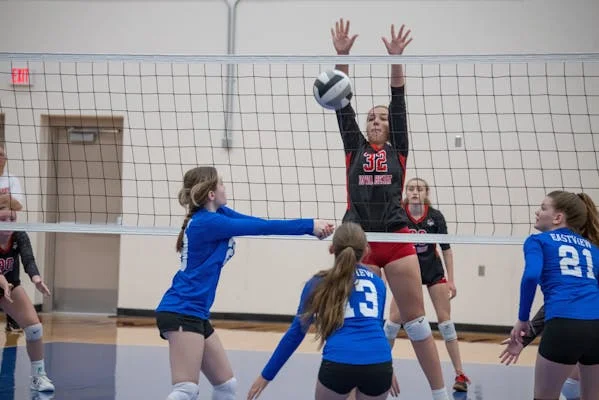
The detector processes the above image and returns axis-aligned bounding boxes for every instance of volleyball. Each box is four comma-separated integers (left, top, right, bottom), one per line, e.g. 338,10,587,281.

313,69,353,110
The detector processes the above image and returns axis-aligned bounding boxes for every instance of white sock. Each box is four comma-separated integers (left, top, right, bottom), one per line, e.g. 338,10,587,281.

31,359,46,377
432,387,449,400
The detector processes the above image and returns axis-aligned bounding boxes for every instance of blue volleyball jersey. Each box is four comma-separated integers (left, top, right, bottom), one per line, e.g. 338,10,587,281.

156,206,314,319
518,227,599,322
261,266,391,381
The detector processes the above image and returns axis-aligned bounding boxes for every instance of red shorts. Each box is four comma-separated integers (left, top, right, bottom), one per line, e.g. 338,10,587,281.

362,227,417,268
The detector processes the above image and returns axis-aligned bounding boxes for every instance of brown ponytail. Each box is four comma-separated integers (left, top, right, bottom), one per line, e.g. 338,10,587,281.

577,193,599,247
175,166,219,252
301,222,367,348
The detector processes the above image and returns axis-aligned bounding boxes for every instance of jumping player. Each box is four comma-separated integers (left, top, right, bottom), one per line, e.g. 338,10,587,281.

330,18,448,399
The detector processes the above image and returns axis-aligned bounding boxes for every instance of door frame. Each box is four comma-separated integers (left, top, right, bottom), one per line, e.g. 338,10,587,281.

41,114,124,313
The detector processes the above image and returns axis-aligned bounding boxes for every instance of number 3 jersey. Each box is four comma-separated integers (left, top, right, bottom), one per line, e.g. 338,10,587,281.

336,86,409,233
518,227,599,322
261,266,391,381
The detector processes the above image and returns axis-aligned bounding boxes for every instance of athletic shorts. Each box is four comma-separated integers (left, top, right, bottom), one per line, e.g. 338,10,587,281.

422,270,447,287
539,317,599,365
362,227,417,268
318,359,393,396
156,311,215,340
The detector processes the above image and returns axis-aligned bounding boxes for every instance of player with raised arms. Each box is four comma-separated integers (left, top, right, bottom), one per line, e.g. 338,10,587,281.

329,18,448,399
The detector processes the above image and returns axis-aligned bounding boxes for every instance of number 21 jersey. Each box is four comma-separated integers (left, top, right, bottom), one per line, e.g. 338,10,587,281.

525,227,599,321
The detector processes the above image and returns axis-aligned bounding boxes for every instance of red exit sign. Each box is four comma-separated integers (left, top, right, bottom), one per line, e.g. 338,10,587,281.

11,68,30,86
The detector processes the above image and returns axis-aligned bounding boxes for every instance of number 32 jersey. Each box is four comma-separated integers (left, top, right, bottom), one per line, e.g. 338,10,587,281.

336,86,409,233
260,266,391,380
519,227,599,322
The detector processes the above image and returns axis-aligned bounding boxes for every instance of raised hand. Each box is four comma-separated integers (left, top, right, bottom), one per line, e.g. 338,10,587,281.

331,18,358,55
382,24,413,55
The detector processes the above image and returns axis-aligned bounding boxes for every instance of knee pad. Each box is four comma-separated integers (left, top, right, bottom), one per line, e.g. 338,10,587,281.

404,316,432,342
212,377,237,400
438,320,458,342
167,382,199,400
383,320,402,341
561,377,580,399
24,323,43,342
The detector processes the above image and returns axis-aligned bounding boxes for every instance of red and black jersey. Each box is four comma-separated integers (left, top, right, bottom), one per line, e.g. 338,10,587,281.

0,231,40,285
336,86,409,233
405,204,450,271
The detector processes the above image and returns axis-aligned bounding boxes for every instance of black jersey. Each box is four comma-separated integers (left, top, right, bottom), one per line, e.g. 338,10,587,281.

405,205,450,271
336,86,409,233
0,231,40,285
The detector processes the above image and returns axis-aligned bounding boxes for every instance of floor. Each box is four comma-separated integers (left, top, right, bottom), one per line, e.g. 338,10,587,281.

0,314,540,400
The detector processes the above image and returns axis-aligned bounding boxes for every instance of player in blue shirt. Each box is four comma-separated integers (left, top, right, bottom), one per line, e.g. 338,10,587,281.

247,222,399,400
512,191,599,399
156,166,335,400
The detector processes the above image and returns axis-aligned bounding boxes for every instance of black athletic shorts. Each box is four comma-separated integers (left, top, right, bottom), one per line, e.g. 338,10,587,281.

539,317,599,365
318,359,393,396
156,311,215,340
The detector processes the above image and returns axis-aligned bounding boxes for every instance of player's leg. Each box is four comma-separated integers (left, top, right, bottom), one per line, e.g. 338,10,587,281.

200,323,237,400
384,254,447,399
0,285,53,392
577,322,599,400
534,354,576,399
165,331,204,400
577,364,599,400
157,312,205,400
5,312,21,333
535,318,581,399
428,281,469,392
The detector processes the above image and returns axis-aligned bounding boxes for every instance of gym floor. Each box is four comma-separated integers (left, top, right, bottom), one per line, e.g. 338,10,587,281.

0,314,537,399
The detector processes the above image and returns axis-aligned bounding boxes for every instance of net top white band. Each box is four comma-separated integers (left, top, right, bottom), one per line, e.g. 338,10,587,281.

0,222,527,245
1,52,599,64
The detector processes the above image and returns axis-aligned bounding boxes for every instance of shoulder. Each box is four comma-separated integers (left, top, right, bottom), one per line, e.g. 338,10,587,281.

13,231,28,241
524,233,545,248
301,275,323,297
427,207,445,219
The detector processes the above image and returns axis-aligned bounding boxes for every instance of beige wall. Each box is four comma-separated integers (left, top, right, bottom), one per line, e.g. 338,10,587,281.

0,0,597,325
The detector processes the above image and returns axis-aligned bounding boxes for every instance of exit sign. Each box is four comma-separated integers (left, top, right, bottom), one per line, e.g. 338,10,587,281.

11,68,30,86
